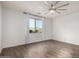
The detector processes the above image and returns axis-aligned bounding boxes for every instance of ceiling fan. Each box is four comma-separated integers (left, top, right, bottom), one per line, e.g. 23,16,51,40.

42,1,69,14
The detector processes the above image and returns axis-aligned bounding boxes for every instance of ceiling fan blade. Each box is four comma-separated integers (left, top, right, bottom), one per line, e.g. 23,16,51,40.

57,9,67,10
41,10,49,15
43,1,52,9
44,1,49,5
43,1,50,7
56,3,69,8
54,1,60,6
55,10,60,14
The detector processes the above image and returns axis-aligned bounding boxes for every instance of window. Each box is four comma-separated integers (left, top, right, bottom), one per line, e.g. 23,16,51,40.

29,18,43,33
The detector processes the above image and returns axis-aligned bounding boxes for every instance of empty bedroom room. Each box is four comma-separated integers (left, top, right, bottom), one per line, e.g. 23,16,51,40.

0,0,79,58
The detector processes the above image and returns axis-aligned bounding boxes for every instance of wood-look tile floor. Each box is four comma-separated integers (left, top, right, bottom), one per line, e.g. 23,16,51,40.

1,40,79,58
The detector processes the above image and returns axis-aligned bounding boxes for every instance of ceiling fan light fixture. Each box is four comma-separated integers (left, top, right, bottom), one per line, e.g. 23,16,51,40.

50,10,55,13
43,1,69,14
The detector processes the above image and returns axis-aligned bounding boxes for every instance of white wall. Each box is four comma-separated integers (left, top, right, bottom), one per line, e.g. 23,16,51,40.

0,2,2,53
2,6,28,48
43,18,52,40
52,12,79,45
2,6,52,48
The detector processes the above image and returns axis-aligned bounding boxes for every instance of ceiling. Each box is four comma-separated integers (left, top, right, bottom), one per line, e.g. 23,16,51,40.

2,1,79,18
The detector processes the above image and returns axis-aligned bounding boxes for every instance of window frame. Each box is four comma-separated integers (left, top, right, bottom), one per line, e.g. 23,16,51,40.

29,18,43,33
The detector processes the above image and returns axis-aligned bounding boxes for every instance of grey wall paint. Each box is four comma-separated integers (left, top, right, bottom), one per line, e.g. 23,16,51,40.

2,6,52,48
2,7,27,48
52,12,79,45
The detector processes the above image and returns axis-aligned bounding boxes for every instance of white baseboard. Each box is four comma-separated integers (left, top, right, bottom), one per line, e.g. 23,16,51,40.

52,38,79,46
